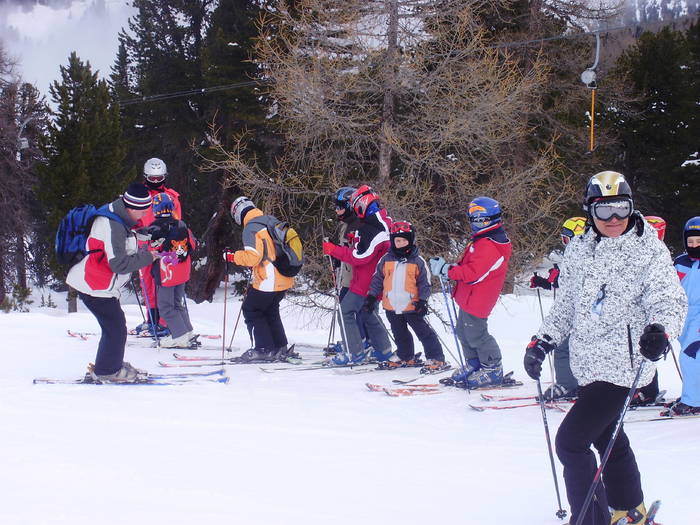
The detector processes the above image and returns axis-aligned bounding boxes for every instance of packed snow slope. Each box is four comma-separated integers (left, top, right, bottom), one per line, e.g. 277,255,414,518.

0,287,694,525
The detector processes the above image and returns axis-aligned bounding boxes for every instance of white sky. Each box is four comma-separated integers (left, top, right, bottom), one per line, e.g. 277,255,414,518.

0,0,136,95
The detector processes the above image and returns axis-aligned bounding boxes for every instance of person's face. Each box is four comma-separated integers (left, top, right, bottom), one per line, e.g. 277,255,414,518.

393,237,409,249
335,206,346,218
127,207,148,222
592,215,629,238
687,236,700,248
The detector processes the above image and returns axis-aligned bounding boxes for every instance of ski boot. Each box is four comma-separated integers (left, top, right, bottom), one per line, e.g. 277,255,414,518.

610,502,650,524
661,400,700,417
369,347,393,363
328,349,369,366
323,341,344,357
88,361,147,384
464,364,503,389
439,358,480,386
420,359,451,374
539,383,578,402
630,390,666,408
238,347,277,363
273,344,301,362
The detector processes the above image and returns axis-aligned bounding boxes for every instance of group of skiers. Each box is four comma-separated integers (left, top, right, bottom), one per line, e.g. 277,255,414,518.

67,162,699,525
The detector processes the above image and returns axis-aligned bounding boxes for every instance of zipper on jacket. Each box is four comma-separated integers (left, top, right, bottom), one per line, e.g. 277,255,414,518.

590,283,606,317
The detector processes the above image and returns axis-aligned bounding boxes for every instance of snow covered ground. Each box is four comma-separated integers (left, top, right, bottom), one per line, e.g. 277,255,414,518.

0,287,694,524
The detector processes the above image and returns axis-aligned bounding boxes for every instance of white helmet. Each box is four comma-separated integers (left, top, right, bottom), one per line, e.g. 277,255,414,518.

143,158,167,184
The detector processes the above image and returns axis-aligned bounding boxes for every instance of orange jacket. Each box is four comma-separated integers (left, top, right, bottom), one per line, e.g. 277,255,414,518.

233,208,294,292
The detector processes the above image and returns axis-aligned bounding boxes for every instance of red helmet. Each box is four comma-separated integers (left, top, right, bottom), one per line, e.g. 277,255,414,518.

350,184,379,218
644,216,666,241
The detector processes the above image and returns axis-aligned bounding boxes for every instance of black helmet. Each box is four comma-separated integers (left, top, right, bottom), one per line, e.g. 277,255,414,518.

582,171,633,213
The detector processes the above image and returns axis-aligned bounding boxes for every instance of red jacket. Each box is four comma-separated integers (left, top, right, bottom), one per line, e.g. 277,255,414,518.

328,209,391,296
448,226,511,318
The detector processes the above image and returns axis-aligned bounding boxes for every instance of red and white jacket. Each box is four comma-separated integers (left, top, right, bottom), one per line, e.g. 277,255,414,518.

328,208,391,296
67,199,154,299
448,225,512,318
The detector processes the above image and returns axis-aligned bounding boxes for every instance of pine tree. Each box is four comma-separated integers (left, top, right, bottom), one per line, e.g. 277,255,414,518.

38,52,129,286
613,24,700,252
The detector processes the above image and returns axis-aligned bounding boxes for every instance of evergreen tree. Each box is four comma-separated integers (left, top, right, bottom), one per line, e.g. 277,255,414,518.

613,24,700,252
38,52,129,282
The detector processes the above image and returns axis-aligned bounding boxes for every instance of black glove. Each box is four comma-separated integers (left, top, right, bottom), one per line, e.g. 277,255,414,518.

639,323,669,361
530,274,552,290
523,335,556,380
412,299,428,316
332,257,341,269
363,295,378,313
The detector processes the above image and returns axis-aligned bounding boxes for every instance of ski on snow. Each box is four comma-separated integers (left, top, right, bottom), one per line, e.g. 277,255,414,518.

34,368,229,385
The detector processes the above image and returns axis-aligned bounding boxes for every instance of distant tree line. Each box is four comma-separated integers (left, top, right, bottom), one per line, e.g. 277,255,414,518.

0,0,697,309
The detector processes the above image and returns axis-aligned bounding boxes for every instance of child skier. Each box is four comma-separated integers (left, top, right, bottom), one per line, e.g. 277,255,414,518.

365,221,447,372
529,216,587,401
146,193,196,348
667,216,700,416
429,196,512,388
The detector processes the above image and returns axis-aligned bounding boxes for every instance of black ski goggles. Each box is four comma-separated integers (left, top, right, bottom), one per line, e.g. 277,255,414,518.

590,197,633,222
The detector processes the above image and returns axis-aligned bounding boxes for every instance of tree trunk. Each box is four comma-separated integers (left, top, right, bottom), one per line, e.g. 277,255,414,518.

0,251,6,305
377,0,398,182
15,233,27,291
68,287,78,313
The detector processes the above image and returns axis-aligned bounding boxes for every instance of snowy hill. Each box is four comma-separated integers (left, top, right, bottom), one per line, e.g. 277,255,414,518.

0,288,694,524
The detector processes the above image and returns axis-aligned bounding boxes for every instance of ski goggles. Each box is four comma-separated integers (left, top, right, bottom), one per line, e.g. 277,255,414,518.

145,173,166,185
390,221,413,234
590,197,633,222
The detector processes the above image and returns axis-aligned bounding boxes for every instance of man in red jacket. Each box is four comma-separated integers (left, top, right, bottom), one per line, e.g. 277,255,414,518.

323,185,393,365
430,196,512,388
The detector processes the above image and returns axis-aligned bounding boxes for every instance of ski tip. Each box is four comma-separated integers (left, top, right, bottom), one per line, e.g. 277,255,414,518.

469,404,486,412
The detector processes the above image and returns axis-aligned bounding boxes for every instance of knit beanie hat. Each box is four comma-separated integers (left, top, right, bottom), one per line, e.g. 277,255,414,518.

122,183,152,210
152,192,174,218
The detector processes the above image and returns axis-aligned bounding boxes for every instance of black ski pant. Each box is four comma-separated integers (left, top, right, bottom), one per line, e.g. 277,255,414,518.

79,293,127,375
242,287,287,351
555,381,643,525
385,310,444,361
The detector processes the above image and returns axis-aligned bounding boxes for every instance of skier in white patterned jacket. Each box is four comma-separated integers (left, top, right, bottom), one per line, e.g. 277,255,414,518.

523,171,686,525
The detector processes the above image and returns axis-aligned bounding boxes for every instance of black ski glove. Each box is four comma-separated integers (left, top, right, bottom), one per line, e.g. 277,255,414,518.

524,335,556,380
412,299,428,316
530,274,552,290
363,295,378,313
639,323,669,361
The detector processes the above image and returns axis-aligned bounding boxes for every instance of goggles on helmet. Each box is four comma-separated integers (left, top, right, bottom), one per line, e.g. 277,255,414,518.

145,173,166,185
590,197,633,222
390,221,413,234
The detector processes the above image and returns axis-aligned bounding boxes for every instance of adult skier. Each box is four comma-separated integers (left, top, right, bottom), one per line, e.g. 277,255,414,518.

430,196,512,388
523,171,686,524
132,157,183,337
322,185,393,364
225,197,299,362
667,216,700,416
529,216,587,400
66,183,159,382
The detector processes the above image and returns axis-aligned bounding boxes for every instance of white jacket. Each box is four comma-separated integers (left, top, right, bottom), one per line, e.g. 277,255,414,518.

537,213,687,388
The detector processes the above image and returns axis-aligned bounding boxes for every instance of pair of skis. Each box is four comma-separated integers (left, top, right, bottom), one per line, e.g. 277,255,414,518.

33,368,229,386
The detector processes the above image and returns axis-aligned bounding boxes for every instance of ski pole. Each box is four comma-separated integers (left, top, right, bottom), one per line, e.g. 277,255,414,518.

574,326,646,525
227,280,249,351
535,276,556,388
129,274,146,326
670,345,683,380
535,378,568,520
424,315,463,366
221,260,229,361
326,266,341,350
438,275,469,392
139,273,160,347
326,253,350,358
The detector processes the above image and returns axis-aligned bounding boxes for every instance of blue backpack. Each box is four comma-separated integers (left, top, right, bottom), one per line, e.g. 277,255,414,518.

55,204,126,266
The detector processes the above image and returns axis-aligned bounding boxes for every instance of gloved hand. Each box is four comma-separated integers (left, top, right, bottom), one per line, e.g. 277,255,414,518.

429,256,450,278
639,323,669,361
363,295,378,313
523,335,556,380
412,299,428,316
548,264,560,289
529,274,552,290
323,241,336,256
331,257,341,269
223,251,236,263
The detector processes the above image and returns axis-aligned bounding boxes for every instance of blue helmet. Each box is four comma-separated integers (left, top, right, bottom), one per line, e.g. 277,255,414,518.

684,217,700,241
152,192,174,218
335,186,356,210
467,196,502,233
